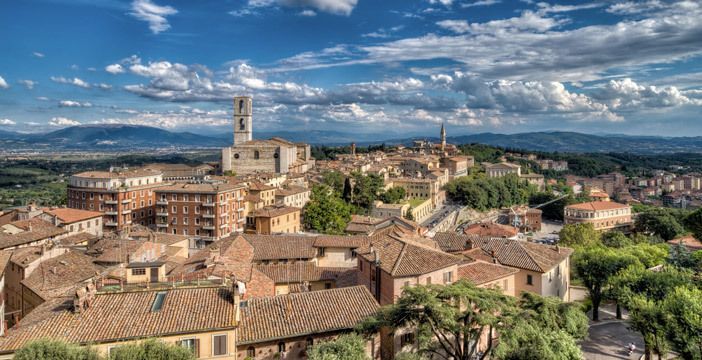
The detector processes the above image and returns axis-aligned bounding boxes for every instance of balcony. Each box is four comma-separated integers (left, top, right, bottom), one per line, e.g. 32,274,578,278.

238,207,245,212
156,212,169,217
202,213,215,219
156,223,168,228
203,225,216,230
238,218,246,223
202,202,215,207
121,209,132,215
105,211,118,216
105,200,118,205
156,200,168,206
220,212,228,218
121,199,131,204
105,221,118,227
220,223,228,228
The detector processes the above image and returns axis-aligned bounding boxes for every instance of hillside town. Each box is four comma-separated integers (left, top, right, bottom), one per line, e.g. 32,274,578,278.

0,96,700,360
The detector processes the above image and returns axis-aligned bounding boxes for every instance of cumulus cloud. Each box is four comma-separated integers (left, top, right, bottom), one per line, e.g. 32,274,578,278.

105,64,125,74
129,0,178,34
0,76,8,89
299,9,316,16
96,83,112,90
594,78,702,109
249,0,358,16
50,76,90,88
96,107,231,129
461,0,501,8
0,119,16,126
436,20,470,34
59,100,93,107
32,52,45,58
17,80,36,89
428,0,453,6
49,117,81,127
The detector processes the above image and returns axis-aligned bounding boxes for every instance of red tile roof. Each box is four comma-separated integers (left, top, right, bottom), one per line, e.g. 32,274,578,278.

565,201,629,211
458,260,519,285
43,208,102,223
464,222,518,238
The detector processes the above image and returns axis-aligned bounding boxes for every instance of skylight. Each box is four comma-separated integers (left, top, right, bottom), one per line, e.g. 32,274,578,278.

151,291,167,312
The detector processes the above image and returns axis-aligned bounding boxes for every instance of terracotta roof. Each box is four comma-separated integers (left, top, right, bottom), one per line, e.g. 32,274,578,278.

0,251,11,276
433,232,472,253
72,168,161,179
356,232,460,277
0,221,67,250
43,208,102,223
4,218,58,232
275,186,310,197
249,182,275,191
87,238,146,264
253,205,300,218
155,182,245,193
254,263,351,283
237,286,379,344
57,232,98,246
464,222,519,238
458,260,519,285
667,235,702,251
565,201,629,211
169,235,255,281
313,235,369,248
21,251,105,300
242,234,317,261
464,236,573,273
0,286,236,352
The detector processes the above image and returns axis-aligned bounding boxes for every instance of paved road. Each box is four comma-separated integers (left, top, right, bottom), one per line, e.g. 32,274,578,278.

581,321,644,360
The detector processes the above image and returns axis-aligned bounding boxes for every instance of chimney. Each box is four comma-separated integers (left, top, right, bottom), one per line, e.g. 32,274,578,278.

231,276,241,323
50,266,57,275
73,287,87,313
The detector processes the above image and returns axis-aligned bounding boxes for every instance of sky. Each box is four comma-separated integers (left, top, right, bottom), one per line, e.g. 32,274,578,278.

1,0,702,138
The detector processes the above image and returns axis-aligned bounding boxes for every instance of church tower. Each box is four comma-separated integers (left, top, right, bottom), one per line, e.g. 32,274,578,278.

440,123,446,152
233,96,253,145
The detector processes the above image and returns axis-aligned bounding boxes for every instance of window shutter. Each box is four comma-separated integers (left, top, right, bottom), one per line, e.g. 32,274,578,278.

194,339,200,358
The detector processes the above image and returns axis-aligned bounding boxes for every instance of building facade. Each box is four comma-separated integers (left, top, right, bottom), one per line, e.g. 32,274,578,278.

564,201,632,231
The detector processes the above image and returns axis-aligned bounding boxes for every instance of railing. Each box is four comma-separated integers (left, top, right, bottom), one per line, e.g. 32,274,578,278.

156,200,168,206
156,212,169,217
202,202,215,207
105,222,118,227
105,200,118,205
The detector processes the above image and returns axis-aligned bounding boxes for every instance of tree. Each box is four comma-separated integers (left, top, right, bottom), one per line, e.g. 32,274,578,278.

620,243,669,268
380,187,406,204
558,223,601,248
668,242,696,269
601,231,632,248
611,266,695,360
303,185,353,234
573,246,638,321
663,286,702,360
404,206,415,221
684,208,702,240
322,171,345,194
109,339,195,360
635,208,686,241
351,173,384,212
358,280,516,360
342,177,353,204
14,339,102,360
307,334,369,360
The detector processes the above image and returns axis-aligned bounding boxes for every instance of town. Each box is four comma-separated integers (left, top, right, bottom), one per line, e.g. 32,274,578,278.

0,96,700,360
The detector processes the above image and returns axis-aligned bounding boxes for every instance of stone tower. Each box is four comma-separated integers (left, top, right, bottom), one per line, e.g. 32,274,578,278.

233,96,253,146
440,123,446,152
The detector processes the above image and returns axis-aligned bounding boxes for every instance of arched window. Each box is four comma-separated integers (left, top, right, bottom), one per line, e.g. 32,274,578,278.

239,99,244,113
277,342,285,353
246,346,255,358
254,151,260,160
239,118,245,130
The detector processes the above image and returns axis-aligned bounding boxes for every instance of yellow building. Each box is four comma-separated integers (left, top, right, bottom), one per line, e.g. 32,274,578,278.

250,205,301,234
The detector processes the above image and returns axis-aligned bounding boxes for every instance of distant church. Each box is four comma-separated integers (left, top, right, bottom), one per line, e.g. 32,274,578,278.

221,96,314,175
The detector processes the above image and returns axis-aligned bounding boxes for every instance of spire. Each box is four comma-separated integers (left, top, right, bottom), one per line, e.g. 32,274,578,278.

440,123,446,152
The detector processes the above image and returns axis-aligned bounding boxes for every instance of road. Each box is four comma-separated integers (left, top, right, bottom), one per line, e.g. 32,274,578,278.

581,322,644,360
421,204,461,229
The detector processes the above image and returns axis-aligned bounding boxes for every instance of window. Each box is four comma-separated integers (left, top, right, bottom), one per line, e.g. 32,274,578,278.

179,338,199,357
277,342,285,353
324,282,332,289
443,271,453,284
503,279,508,291
254,150,260,160
213,334,227,356
132,268,146,276
400,333,415,347
151,291,167,312
527,274,533,285
239,118,245,130
246,346,255,358
306,337,314,348
318,247,325,257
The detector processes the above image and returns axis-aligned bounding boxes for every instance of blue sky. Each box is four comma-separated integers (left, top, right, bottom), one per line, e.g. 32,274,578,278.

1,0,702,138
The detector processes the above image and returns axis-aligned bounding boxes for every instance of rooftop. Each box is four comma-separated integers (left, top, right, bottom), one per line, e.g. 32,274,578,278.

565,201,630,211
155,182,245,193
43,208,103,223
458,260,519,286
72,168,162,179
252,205,300,218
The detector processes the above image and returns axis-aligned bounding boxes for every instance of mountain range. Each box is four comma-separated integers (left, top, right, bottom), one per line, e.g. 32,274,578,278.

2,125,702,154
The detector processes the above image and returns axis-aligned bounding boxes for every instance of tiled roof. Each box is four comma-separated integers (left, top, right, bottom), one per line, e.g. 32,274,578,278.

4,218,58,232
243,234,317,261
21,251,105,300
169,235,255,281
249,182,275,191
0,286,236,352
565,201,629,211
43,208,103,223
0,251,11,276
433,232,472,253
87,238,146,264
253,263,350,283
72,168,161,179
8,246,47,268
237,286,379,344
57,232,98,246
0,221,67,250
458,260,519,285
356,232,460,277
275,186,310,197
253,205,300,218
464,222,519,238
465,236,573,273
155,182,245,193
313,235,369,248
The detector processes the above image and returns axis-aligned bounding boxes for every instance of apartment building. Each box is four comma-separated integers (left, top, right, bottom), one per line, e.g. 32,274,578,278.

67,168,164,230
564,201,632,231
439,156,473,178
38,208,103,237
154,182,247,239
249,205,301,234
274,186,311,209
485,162,521,178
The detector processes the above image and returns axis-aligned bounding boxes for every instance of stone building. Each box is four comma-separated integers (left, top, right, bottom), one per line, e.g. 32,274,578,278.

221,96,314,175
564,201,632,231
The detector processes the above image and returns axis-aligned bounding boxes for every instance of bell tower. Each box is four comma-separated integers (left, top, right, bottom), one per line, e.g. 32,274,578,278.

233,96,253,145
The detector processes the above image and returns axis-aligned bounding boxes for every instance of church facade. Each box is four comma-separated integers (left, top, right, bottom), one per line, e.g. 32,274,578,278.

221,96,314,175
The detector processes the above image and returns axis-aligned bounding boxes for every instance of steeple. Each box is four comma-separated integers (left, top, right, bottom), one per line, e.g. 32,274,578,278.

440,123,446,152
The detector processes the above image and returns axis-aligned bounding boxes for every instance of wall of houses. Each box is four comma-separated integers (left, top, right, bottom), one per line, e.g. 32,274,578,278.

236,331,380,360
316,247,357,268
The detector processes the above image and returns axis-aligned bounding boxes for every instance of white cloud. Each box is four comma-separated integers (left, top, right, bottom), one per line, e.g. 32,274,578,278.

59,100,93,107
96,107,231,129
594,78,702,109
32,52,45,58
105,64,125,74
95,83,113,90
429,0,453,6
249,0,358,16
17,80,36,89
606,0,666,15
0,119,16,126
535,2,604,14
49,117,81,127
436,20,470,34
0,76,8,89
50,76,90,88
461,0,500,8
129,0,178,34
299,9,316,16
